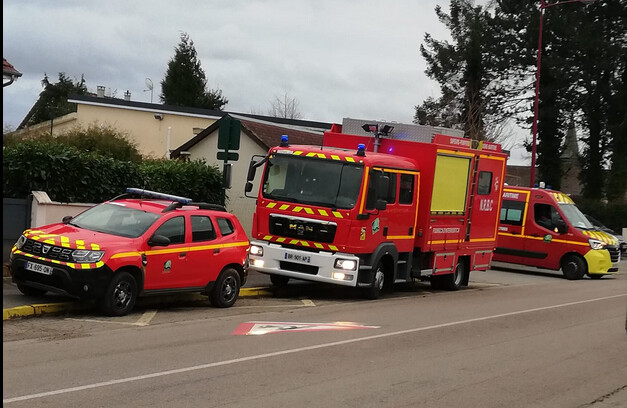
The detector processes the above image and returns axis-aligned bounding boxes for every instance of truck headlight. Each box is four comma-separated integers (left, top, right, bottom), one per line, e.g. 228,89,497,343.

250,245,263,256
588,239,605,250
334,259,357,271
72,250,105,263
15,235,27,250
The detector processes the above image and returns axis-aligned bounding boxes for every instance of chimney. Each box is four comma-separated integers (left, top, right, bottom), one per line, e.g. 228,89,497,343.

97,86,105,98
124,90,131,101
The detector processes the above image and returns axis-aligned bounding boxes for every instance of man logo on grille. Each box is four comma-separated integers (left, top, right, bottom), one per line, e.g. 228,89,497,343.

42,245,51,254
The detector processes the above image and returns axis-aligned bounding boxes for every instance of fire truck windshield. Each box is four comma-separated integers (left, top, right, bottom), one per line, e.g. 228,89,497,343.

262,154,363,209
558,203,594,230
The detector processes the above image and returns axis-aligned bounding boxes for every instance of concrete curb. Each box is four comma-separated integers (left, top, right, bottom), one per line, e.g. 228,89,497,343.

2,287,274,321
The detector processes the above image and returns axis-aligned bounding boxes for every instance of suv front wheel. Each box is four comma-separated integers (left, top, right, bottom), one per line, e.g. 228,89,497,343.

100,271,138,316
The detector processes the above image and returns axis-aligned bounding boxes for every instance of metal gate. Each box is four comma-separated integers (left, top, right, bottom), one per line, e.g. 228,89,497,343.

3,196,31,268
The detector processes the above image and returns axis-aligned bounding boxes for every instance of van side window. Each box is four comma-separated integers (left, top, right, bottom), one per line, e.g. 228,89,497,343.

399,174,414,204
500,200,525,226
477,171,492,195
154,216,185,244
534,203,563,231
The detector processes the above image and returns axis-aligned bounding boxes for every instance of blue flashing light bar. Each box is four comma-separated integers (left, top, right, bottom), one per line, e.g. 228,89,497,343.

126,188,192,204
280,135,289,147
356,143,366,157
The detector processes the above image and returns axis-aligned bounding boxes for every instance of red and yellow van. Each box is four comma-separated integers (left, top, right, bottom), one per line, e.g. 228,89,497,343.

494,186,620,279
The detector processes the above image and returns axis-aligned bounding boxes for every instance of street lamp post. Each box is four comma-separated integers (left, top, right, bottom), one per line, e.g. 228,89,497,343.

529,0,594,187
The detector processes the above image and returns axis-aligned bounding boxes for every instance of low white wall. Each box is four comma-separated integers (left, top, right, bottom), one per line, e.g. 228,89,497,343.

30,191,94,228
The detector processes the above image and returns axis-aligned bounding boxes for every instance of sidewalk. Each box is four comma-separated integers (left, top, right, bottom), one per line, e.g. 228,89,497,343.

3,271,273,321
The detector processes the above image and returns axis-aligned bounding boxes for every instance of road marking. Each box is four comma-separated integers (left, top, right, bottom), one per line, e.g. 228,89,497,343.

5,293,625,404
232,321,378,335
65,310,158,327
301,299,315,306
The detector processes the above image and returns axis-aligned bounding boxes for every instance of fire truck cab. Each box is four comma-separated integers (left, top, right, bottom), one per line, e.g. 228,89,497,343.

245,120,507,298
494,185,620,279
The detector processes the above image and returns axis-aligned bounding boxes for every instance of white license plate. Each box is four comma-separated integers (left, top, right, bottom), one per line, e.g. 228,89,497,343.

284,252,311,264
25,261,53,275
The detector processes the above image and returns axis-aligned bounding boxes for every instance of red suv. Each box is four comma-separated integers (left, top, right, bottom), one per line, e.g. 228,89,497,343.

9,188,250,316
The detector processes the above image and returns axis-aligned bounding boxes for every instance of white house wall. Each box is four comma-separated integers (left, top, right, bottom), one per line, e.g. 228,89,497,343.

187,129,265,236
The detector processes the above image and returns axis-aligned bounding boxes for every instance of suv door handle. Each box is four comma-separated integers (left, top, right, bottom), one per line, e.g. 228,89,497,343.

213,249,220,254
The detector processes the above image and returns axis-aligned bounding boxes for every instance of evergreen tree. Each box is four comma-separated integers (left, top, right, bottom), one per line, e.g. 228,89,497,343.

418,0,503,142
160,32,228,110
19,73,88,129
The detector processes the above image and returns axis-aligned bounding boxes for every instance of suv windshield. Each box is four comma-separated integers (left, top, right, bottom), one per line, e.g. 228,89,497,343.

69,203,161,238
262,154,363,209
558,203,594,230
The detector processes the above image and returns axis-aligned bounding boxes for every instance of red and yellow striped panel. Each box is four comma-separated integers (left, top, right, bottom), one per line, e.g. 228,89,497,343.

11,248,105,270
264,202,348,219
582,230,619,246
23,229,101,250
261,235,341,252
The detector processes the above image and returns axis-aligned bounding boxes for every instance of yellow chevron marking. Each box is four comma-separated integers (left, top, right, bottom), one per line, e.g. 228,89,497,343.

306,152,316,157
267,202,277,208
314,243,324,249
263,235,273,240
44,239,55,244
293,206,304,212
332,211,343,218
293,151,303,155
90,243,100,250
277,237,286,243
279,204,290,210
331,155,340,160
346,157,355,162
318,209,328,216
304,208,314,214
329,245,338,251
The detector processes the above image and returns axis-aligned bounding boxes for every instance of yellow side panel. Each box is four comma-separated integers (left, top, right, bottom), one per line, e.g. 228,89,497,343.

431,155,471,213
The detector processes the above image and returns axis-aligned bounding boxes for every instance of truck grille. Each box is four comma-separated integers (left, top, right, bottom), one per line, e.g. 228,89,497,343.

269,215,336,243
22,239,73,262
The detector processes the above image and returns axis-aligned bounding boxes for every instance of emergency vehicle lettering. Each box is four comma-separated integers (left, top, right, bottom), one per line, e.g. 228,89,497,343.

503,192,520,199
479,199,494,211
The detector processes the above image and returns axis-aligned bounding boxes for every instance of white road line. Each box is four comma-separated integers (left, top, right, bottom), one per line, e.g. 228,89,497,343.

5,293,625,404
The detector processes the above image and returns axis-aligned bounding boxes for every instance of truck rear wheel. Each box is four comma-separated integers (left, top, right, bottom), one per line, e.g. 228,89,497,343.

431,261,465,291
561,255,586,280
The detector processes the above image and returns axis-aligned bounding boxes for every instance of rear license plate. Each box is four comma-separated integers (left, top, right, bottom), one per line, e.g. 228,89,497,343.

284,252,311,263
25,261,53,275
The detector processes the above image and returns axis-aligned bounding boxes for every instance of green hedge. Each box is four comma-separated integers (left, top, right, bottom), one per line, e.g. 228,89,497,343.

2,139,224,204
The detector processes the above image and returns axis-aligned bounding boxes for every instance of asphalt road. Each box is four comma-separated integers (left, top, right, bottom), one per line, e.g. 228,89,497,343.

3,262,627,407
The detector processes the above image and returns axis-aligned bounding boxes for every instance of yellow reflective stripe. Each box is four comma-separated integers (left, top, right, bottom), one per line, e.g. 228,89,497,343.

263,235,273,240
90,243,100,250
60,236,70,247
279,204,290,210
293,206,304,212
76,239,85,249
290,239,300,245
293,151,303,155
304,208,314,214
277,237,286,242
110,252,142,259
267,202,277,208
329,245,338,251
331,155,340,160
306,152,316,157
314,243,324,249
346,157,355,162
318,209,328,216
44,239,55,244
332,211,343,218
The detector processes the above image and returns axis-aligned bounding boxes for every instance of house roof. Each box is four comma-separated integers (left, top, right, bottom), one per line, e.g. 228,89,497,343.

3,58,22,77
67,94,334,130
171,114,325,158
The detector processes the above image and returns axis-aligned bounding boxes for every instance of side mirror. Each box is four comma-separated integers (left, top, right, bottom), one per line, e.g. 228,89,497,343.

245,181,253,193
375,199,387,211
246,159,257,182
62,215,73,224
148,234,171,247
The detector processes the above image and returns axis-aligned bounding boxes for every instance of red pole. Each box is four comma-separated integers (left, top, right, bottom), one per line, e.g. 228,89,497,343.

530,4,545,187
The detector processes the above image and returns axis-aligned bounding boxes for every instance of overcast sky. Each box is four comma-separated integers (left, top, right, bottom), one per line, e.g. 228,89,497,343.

3,0,529,164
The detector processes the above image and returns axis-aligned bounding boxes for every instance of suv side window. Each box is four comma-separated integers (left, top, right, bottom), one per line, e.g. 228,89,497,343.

154,216,185,244
191,215,216,242
217,217,235,236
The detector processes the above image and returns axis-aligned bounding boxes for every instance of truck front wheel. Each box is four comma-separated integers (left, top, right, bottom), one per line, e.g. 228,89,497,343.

100,271,137,316
561,255,586,280
362,262,385,300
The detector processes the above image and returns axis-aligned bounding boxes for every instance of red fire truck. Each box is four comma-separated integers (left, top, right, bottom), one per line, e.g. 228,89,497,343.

245,120,507,298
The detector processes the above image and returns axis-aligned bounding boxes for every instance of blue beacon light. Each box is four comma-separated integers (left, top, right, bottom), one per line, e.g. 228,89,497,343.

356,143,366,157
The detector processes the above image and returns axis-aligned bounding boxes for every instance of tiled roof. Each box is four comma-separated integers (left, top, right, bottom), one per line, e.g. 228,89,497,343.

171,114,324,158
3,58,22,77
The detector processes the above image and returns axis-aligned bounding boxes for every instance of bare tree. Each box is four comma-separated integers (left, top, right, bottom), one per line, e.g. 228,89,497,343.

268,91,302,119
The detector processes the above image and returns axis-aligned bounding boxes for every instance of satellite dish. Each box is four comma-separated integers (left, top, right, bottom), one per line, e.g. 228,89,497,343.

144,78,154,103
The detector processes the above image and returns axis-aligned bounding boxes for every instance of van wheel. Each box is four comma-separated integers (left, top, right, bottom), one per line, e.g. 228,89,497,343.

17,283,47,297
210,268,240,308
363,262,385,300
270,274,290,287
561,255,587,280
432,261,465,291
100,272,137,316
